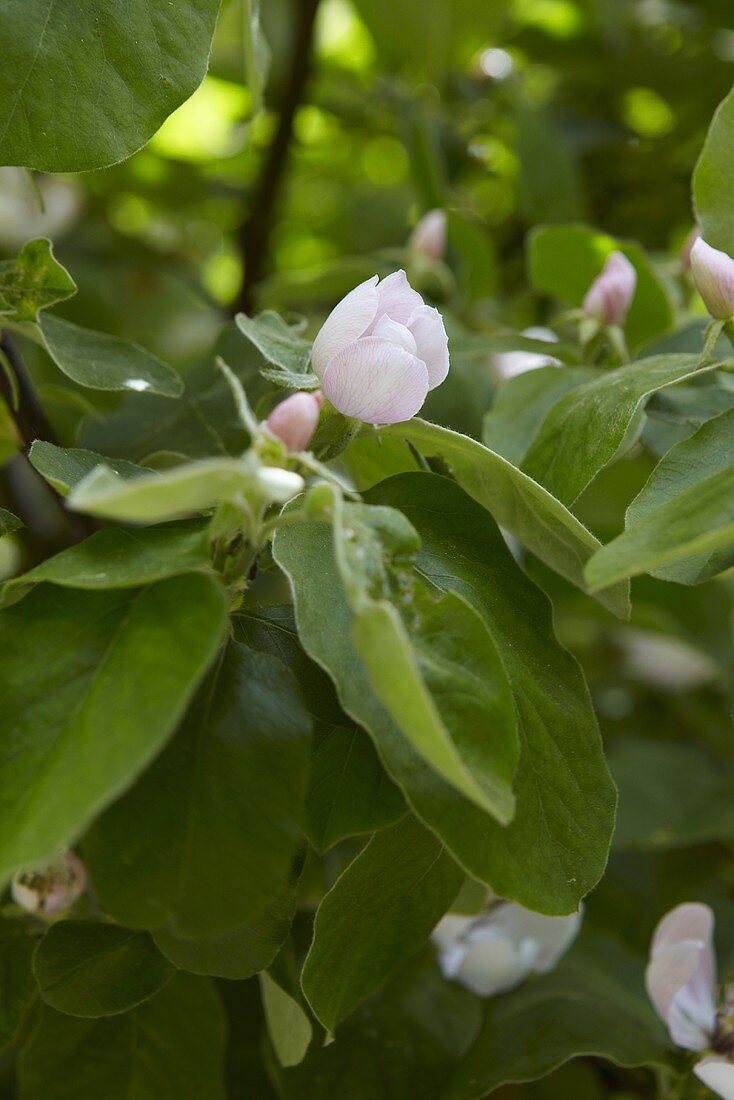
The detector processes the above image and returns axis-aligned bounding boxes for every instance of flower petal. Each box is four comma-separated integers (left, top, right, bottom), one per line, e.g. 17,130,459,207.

322,336,429,424
690,237,734,320
372,315,418,355
370,270,424,327
409,209,447,261
311,276,379,379
582,251,637,326
453,930,528,997
695,1059,734,1100
407,304,450,389
646,903,717,1051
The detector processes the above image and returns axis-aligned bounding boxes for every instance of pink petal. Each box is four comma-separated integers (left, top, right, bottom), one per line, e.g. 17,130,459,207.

690,237,734,320
372,315,418,355
265,391,323,451
582,251,637,326
409,209,447,261
370,270,424,327
322,336,429,424
407,304,450,389
695,1059,734,1100
646,903,717,1051
311,276,379,380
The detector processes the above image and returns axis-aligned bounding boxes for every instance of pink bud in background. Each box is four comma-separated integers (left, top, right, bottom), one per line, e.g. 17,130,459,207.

690,237,734,320
266,391,323,451
311,270,449,424
11,850,86,918
408,209,447,262
582,251,637,326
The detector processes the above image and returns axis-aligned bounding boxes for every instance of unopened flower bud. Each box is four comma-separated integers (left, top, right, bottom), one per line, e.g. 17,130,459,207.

256,466,305,503
311,270,449,425
11,850,86,918
582,251,637,327
265,391,323,452
408,209,447,262
690,237,734,320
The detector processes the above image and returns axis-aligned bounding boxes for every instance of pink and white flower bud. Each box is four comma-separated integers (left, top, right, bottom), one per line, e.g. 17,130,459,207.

266,391,323,452
408,209,447,262
690,238,734,320
582,251,637,327
432,899,581,998
311,270,449,425
11,850,86,918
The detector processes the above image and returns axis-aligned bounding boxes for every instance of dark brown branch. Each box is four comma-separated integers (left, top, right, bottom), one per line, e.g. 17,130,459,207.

234,0,322,316
0,331,58,450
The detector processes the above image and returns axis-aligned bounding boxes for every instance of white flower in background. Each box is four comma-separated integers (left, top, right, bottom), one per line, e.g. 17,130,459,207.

265,391,323,452
646,903,734,1099
11,850,86,918
311,270,449,424
432,899,582,997
582,251,637,327
408,209,447,262
493,326,561,380
690,238,734,321
0,167,81,250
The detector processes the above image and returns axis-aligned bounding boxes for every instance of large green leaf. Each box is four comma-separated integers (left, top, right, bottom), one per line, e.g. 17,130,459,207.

378,419,629,617
268,950,481,1100
3,522,212,604
275,476,614,914
521,355,712,505
693,84,734,255
624,408,734,584
302,815,462,1033
527,224,673,349
441,938,674,1099
85,640,311,936
153,888,295,980
0,239,75,323
482,366,596,467
0,928,36,1050
17,973,227,1100
38,314,182,398
34,922,174,1018
29,441,144,495
0,574,228,882
0,1,222,172
367,474,616,913
585,464,734,591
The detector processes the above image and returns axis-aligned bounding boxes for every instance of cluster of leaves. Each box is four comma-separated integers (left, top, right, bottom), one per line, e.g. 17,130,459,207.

2,1,734,1099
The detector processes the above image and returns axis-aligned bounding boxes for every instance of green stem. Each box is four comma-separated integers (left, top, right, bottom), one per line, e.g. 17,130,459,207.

242,0,264,116
698,319,724,366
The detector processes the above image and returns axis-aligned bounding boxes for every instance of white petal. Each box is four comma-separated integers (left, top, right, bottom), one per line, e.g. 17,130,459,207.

311,276,379,379
455,929,529,997
370,270,424,327
695,1059,734,1100
431,913,474,954
407,304,450,389
322,337,429,424
372,315,418,355
646,903,717,1050
256,467,305,503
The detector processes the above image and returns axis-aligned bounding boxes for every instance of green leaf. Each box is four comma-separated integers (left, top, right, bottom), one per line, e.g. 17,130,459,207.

611,738,734,850
585,464,734,591
482,366,596,467
34,922,175,1018
3,522,212,604
67,457,258,524
302,815,462,1033
0,574,228,882
260,971,312,1068
367,473,616,914
268,950,481,1100
38,314,182,398
624,408,734,584
0,507,21,537
0,1,221,172
85,640,311,936
521,354,711,505
378,419,629,617
694,83,734,255
528,224,673,350
17,973,227,1100
305,722,406,853
0,928,36,1049
29,441,145,495
0,239,75,323
153,888,295,980
235,312,317,389
441,938,674,1100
